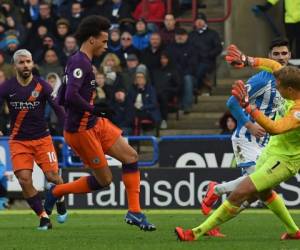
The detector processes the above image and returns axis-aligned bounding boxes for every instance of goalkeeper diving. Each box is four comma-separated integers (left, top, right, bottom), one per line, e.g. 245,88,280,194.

175,45,300,241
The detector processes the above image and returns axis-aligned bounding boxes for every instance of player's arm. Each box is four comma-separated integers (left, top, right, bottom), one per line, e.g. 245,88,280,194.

232,80,300,135
250,107,300,134
226,96,249,126
65,66,94,113
225,44,282,72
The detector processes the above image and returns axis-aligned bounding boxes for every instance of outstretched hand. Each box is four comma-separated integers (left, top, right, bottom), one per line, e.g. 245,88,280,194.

225,44,249,68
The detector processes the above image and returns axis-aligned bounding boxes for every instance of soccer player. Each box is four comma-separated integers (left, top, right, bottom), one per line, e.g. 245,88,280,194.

44,15,156,231
175,51,300,241
0,49,67,230
201,39,290,219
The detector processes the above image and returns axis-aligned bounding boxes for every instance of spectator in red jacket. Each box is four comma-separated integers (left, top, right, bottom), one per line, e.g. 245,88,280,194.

132,0,165,31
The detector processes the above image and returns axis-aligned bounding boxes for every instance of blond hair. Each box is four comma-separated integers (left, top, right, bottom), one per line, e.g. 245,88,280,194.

100,53,122,73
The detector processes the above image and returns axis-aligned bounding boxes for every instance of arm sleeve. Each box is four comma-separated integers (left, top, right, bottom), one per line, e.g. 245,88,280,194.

253,58,282,72
251,106,300,134
65,65,94,113
226,96,249,126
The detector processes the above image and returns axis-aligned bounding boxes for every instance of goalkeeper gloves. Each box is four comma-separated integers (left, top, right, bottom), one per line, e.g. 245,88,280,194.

225,44,256,68
231,80,254,114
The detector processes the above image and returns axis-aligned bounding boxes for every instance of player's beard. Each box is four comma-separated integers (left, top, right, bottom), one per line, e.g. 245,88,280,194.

19,69,32,80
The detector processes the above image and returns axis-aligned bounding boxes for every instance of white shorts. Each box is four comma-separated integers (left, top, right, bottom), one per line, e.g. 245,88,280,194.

232,137,264,169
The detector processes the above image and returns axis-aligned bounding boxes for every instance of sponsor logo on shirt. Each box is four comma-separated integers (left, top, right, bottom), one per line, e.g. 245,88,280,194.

73,68,83,79
10,101,40,110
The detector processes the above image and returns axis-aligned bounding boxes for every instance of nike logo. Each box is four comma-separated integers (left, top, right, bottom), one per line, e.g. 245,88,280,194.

9,93,16,98
130,214,143,223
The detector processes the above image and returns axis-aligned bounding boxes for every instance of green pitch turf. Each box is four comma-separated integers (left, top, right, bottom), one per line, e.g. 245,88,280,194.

1,210,300,250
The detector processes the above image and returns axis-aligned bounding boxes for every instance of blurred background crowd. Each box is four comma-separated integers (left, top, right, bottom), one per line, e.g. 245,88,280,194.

0,0,224,135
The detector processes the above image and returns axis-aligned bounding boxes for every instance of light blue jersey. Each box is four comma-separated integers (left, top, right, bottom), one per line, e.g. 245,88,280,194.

227,71,283,170
228,71,283,146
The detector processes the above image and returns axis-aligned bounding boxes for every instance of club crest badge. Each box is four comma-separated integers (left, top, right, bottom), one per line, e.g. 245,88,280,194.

73,68,83,78
31,90,40,98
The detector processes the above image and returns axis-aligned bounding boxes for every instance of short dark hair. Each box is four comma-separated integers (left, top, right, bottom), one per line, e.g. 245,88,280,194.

75,15,111,44
269,38,289,51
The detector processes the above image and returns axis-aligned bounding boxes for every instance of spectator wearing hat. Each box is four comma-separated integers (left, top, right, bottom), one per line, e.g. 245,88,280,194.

153,51,181,129
121,53,150,92
128,68,161,129
111,89,135,135
132,18,151,51
4,33,19,61
189,12,222,92
55,18,70,50
159,14,177,46
167,27,197,114
141,32,164,79
0,51,14,78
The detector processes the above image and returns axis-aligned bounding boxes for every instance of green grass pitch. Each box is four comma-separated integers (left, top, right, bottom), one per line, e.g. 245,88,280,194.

1,210,300,250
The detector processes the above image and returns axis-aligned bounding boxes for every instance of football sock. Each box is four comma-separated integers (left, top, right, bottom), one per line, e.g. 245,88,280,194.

122,162,141,213
265,191,299,234
26,193,48,218
192,200,239,239
214,176,247,195
53,176,103,197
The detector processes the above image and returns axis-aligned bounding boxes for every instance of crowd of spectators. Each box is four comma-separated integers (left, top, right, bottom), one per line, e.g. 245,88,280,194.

0,0,222,135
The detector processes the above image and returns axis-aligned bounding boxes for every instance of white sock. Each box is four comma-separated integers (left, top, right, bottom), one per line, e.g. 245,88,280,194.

214,176,247,195
214,165,256,196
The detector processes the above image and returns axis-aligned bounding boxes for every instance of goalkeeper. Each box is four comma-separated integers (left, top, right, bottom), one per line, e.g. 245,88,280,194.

175,46,300,241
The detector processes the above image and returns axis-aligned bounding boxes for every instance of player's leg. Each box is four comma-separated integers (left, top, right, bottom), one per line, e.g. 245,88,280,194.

9,140,51,230
44,130,111,214
44,171,68,223
176,176,257,241
15,169,52,230
106,136,156,231
201,138,260,214
97,117,155,231
251,155,300,239
34,135,68,223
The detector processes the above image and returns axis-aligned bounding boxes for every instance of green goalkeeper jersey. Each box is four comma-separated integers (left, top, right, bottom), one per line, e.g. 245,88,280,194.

265,100,300,161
